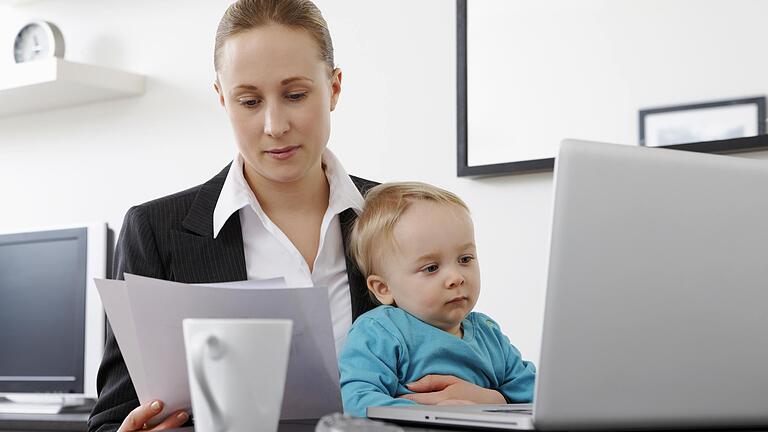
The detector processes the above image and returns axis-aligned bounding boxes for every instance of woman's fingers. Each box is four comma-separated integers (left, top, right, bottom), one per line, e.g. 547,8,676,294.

150,410,189,431
401,376,506,405
119,400,164,432
398,390,447,405
437,399,474,406
405,374,458,392
117,401,188,432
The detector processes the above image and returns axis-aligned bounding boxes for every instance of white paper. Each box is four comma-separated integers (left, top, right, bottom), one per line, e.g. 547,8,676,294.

95,274,342,423
94,279,148,398
196,278,286,289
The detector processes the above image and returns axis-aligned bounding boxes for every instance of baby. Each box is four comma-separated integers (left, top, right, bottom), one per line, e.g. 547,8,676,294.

339,182,536,417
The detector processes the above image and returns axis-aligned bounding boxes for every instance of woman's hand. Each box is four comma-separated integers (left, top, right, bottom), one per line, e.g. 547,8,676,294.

397,375,506,405
117,400,189,432
436,399,475,406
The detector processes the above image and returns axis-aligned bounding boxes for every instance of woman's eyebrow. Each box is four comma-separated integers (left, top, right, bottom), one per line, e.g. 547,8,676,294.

230,84,259,96
281,76,314,85
231,76,315,94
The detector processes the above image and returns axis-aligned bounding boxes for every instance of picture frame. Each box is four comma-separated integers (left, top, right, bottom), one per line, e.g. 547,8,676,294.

639,97,766,148
456,0,768,178
456,0,555,177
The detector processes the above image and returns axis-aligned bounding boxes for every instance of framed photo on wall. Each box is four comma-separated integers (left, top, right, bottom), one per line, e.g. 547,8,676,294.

456,0,557,177
456,0,555,177
455,0,768,178
639,97,766,148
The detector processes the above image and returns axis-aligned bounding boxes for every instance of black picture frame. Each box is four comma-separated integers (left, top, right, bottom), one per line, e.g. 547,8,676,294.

456,0,768,177
639,96,766,148
456,0,554,177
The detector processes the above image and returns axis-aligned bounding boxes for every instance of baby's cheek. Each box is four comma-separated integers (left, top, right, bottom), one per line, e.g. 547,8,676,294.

423,295,444,310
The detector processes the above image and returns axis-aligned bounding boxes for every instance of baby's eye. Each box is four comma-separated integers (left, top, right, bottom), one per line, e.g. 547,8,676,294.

459,255,475,264
286,92,307,101
423,264,439,273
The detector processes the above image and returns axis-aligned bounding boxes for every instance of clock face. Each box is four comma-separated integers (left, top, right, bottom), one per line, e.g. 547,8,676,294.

13,22,64,63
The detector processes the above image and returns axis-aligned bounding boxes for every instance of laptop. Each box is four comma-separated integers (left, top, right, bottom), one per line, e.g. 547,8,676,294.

368,139,768,430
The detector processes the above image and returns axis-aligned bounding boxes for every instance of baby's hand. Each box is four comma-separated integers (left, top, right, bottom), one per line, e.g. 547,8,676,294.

397,374,506,405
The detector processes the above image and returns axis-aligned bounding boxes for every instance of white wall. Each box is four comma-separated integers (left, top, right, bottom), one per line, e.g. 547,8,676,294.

2,0,767,370
467,0,768,165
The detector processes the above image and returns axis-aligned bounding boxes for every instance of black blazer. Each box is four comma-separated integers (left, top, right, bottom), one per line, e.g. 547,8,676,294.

87,164,379,432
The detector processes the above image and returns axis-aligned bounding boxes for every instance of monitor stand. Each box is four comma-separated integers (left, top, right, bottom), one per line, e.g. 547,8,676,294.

0,395,95,414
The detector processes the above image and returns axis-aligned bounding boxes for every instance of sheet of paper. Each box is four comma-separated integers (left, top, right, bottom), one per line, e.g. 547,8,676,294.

195,277,286,289
94,279,149,399
97,278,292,419
96,274,342,423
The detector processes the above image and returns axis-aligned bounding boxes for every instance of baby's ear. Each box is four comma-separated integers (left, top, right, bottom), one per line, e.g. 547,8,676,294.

367,275,394,305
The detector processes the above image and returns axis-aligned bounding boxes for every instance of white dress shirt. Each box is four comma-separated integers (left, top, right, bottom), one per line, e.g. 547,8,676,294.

212,149,364,356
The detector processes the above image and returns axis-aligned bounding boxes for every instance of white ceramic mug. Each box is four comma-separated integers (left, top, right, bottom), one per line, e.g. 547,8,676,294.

183,319,293,432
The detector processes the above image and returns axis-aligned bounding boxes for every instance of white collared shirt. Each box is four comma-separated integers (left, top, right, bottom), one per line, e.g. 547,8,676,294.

212,149,364,356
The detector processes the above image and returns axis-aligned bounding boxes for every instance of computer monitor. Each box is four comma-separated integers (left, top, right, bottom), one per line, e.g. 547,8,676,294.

0,223,108,413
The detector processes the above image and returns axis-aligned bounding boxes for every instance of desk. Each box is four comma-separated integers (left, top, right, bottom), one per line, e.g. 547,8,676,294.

3,416,766,432
0,413,88,432
164,422,448,432
0,417,351,432
0,417,446,432
156,424,768,432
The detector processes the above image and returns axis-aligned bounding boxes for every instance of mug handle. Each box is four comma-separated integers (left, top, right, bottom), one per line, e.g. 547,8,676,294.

193,334,227,432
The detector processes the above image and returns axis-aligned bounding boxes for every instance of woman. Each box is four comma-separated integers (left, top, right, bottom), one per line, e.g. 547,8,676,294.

89,1,497,431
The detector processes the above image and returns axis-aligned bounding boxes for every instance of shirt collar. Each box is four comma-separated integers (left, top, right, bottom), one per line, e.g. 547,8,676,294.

324,148,365,217
212,148,364,239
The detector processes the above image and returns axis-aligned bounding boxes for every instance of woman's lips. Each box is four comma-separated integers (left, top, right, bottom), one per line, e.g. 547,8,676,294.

265,146,300,160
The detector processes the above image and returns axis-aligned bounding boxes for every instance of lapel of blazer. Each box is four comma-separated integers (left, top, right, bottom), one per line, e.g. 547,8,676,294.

171,163,248,283
173,164,376,318
341,175,380,320
339,207,373,321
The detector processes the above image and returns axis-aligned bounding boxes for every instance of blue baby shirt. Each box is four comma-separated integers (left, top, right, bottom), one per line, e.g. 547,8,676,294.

339,305,536,417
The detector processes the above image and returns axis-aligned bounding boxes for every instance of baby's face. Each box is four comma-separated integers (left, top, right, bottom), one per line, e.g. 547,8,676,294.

370,200,480,337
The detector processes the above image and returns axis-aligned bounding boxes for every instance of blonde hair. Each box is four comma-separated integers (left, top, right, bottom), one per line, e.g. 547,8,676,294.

214,0,335,74
350,182,470,291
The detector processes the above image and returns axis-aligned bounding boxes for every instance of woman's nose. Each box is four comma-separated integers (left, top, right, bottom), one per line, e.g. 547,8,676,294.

264,104,289,138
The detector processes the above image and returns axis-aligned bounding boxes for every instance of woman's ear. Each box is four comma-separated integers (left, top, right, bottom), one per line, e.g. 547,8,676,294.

213,80,226,108
329,68,342,111
367,274,394,305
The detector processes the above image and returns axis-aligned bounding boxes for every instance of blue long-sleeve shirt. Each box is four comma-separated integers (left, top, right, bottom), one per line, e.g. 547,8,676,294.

339,305,536,417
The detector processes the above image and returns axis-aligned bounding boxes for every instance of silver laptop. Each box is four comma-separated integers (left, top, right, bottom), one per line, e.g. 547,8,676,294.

368,139,768,430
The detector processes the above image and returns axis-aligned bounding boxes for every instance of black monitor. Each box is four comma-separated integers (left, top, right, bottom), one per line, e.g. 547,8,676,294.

0,224,107,411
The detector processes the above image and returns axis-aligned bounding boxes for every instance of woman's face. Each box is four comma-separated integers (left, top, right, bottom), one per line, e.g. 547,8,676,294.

214,25,341,185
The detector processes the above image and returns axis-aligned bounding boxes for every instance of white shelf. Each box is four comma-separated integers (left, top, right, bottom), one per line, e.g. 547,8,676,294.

0,58,145,118
0,0,41,5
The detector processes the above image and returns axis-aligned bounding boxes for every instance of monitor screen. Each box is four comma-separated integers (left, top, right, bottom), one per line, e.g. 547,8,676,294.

0,226,104,396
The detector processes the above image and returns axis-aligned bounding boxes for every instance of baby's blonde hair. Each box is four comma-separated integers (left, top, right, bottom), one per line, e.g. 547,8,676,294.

350,182,470,294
